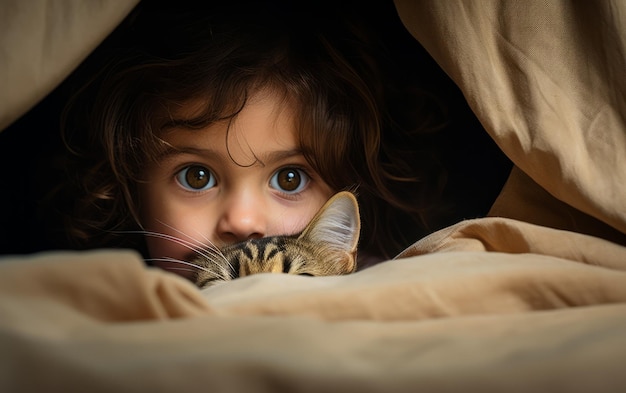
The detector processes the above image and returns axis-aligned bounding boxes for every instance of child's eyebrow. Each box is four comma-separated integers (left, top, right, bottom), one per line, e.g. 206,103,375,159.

156,146,305,166
261,149,306,164
156,146,224,161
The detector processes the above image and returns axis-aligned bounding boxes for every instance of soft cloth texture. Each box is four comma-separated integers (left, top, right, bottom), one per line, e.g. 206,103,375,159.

394,0,626,238
0,0,139,131
2,0,626,391
2,225,626,391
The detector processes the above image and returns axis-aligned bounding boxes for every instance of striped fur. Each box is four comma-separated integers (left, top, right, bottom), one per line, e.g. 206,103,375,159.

192,191,360,288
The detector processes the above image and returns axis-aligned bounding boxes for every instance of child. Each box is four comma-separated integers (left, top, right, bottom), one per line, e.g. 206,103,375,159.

60,0,448,275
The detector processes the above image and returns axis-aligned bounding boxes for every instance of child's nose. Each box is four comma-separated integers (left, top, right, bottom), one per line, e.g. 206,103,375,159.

216,193,266,243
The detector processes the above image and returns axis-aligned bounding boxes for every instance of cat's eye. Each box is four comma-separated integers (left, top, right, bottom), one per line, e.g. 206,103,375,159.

176,165,216,191
270,167,309,194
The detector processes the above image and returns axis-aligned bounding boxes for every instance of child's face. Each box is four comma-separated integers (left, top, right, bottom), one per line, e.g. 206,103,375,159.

139,90,334,278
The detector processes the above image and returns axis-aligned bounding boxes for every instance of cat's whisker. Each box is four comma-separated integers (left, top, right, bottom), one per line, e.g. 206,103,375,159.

153,220,234,271
116,230,223,269
143,232,225,267
154,219,212,249
184,230,233,274
139,231,232,280
159,267,198,274
144,257,212,273
188,227,232,269
145,257,230,283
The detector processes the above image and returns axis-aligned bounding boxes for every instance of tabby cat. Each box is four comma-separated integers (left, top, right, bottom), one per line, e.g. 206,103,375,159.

192,191,360,288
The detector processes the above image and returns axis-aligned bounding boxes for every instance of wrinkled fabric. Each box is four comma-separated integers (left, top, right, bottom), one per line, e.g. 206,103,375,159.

394,0,626,237
0,0,139,130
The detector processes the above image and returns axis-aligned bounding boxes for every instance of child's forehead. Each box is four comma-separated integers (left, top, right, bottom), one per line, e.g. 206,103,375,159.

155,100,306,170
167,98,210,118
173,83,293,109
163,87,301,127
161,89,299,142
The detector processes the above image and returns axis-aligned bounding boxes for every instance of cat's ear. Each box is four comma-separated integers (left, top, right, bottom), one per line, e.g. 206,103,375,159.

299,191,360,254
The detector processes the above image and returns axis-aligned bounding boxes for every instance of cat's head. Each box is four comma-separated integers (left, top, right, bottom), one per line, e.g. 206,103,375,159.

192,191,360,288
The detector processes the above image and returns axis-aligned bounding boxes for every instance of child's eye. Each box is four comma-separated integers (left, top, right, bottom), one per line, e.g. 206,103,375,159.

176,165,217,191
270,167,309,194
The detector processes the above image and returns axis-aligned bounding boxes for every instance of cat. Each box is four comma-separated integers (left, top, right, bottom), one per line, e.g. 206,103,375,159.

191,191,360,288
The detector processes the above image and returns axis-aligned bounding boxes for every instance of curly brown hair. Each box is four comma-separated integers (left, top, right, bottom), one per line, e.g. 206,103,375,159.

61,0,448,261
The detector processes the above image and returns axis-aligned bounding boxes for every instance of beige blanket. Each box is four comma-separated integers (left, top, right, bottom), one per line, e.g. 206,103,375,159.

2,0,626,391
